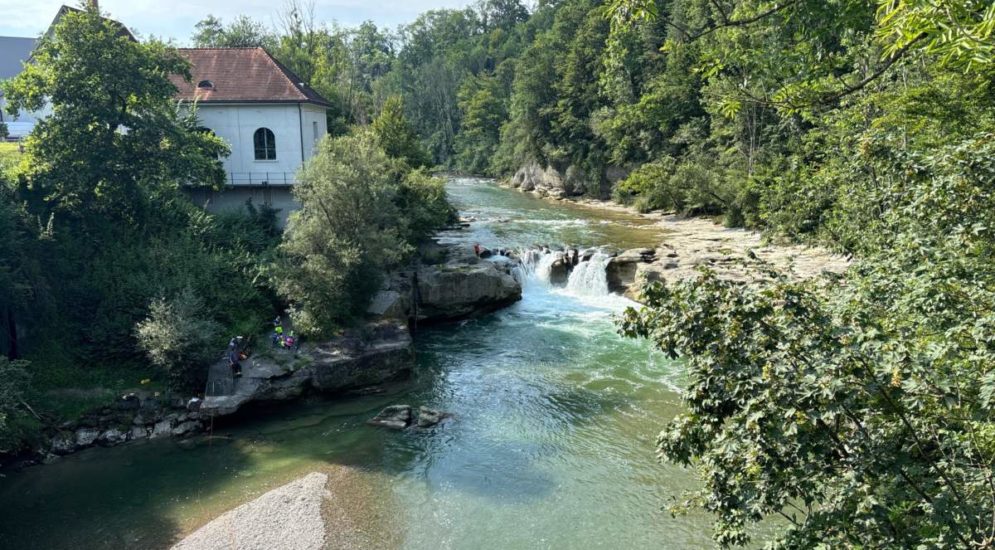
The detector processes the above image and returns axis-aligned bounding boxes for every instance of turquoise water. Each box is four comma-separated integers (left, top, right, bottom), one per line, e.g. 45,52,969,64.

0,179,723,549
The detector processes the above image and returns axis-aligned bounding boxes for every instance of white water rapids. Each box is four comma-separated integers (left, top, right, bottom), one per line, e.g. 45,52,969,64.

516,248,615,299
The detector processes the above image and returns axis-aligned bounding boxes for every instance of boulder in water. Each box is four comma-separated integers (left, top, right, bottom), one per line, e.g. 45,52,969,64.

413,246,522,322
416,406,449,428
150,419,173,439
368,405,413,430
549,253,571,285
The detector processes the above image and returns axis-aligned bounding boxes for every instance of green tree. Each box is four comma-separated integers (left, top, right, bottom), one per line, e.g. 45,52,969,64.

277,132,408,335
192,14,272,48
3,5,228,218
0,5,273,370
372,95,432,168
277,131,451,335
135,288,222,390
454,76,507,174
0,356,34,453
620,131,995,547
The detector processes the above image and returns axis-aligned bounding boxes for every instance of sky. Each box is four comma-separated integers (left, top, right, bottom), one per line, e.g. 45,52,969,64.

0,0,477,42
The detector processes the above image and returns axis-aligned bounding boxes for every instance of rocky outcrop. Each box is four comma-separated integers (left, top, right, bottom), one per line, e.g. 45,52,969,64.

605,248,657,293
367,405,413,430
372,243,522,324
35,392,211,463
367,404,450,430
414,256,522,322
416,406,448,428
507,162,629,199
508,161,582,199
200,321,414,417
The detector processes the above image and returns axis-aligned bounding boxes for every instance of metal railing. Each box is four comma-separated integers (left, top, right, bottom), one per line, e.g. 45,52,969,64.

227,172,298,186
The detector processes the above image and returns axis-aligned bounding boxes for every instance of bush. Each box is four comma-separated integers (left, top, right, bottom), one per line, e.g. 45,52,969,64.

398,169,458,241
135,288,222,391
278,131,454,336
0,356,34,452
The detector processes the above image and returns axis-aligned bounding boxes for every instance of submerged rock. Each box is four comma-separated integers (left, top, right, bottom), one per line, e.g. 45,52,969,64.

98,428,127,446
171,421,202,437
367,405,413,430
150,420,173,439
416,407,449,428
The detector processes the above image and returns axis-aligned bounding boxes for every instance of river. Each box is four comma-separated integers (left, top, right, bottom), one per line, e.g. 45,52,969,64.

0,178,720,549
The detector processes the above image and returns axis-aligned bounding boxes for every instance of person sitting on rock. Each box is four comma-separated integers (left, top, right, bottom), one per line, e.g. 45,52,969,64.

473,243,481,257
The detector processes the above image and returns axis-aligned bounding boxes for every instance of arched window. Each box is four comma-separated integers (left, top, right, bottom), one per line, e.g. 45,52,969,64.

197,80,214,89
253,128,276,160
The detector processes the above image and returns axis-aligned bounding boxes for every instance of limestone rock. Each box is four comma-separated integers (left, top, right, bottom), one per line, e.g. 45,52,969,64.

151,420,173,439
98,428,128,446
50,432,76,455
413,248,522,323
130,426,150,440
171,421,201,437
367,405,413,430
416,407,448,428
74,427,100,448
199,322,415,418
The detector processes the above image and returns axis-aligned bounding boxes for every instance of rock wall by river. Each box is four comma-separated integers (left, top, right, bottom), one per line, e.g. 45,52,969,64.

369,241,522,323
507,160,628,199
5,241,525,470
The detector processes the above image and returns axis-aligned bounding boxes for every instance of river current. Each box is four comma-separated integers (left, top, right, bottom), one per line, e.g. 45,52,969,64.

0,178,719,549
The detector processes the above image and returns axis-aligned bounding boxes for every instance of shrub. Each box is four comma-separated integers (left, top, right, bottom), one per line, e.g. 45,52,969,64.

135,288,222,391
0,356,33,452
278,131,453,336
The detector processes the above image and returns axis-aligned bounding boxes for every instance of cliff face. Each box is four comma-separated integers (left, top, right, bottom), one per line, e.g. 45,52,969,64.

507,161,628,199
369,242,523,325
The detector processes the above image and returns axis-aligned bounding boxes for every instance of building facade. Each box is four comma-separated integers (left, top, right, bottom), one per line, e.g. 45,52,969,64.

0,36,39,138
172,48,331,226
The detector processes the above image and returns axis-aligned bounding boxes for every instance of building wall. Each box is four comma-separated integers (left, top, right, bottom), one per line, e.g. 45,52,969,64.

0,98,47,139
300,103,328,159
185,102,328,227
186,186,299,228
193,103,310,185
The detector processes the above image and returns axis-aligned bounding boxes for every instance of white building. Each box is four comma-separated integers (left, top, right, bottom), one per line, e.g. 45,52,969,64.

172,48,331,225
0,36,39,138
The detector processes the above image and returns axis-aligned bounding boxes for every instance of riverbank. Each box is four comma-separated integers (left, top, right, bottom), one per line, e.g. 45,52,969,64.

1,238,523,471
500,180,850,291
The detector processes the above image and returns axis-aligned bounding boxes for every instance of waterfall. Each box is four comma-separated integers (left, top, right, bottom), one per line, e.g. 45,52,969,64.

565,252,610,296
514,247,613,298
516,248,560,285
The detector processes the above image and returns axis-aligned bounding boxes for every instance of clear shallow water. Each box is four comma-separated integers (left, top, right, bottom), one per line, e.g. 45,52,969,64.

0,179,721,549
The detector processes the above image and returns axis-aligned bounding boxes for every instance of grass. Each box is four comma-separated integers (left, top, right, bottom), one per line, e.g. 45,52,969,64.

25,344,165,421
0,141,22,173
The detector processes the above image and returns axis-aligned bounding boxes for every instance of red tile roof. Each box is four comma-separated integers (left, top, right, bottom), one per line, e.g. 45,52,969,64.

171,48,330,107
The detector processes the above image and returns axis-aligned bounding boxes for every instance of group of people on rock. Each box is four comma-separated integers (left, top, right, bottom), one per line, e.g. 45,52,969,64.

224,315,301,380
271,317,299,352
